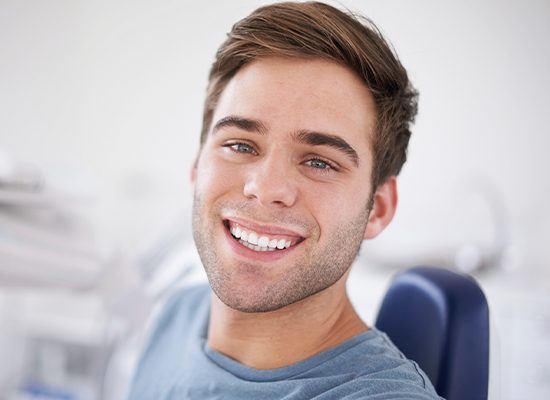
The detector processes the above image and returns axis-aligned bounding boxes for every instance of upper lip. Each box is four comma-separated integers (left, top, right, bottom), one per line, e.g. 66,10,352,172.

223,216,307,238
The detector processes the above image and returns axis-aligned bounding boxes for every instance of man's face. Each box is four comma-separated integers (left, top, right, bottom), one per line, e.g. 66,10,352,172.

192,57,377,312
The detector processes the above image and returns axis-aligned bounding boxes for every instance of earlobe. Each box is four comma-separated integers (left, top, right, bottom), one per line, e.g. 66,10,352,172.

363,176,398,240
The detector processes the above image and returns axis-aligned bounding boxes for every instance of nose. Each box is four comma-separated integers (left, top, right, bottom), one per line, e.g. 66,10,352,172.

243,152,298,208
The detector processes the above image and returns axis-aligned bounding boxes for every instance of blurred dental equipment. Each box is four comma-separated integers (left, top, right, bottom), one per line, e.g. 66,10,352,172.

0,148,103,289
0,148,205,399
361,173,518,275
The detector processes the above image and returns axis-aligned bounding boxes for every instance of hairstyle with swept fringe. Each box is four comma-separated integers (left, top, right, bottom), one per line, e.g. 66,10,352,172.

200,1,418,191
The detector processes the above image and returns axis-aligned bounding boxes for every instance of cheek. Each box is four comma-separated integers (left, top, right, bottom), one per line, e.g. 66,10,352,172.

303,183,369,232
300,188,339,233
195,153,244,196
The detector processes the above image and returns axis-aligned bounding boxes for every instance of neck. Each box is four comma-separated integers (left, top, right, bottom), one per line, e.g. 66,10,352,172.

206,271,369,370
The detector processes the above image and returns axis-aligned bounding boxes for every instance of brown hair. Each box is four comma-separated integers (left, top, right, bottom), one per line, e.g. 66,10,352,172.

200,1,418,191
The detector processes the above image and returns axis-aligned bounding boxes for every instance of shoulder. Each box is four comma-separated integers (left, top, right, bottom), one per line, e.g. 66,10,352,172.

157,283,210,322
149,283,210,340
127,283,211,398
321,328,442,399
136,283,210,364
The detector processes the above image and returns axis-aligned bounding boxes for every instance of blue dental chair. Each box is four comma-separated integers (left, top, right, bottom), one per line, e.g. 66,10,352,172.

375,266,490,400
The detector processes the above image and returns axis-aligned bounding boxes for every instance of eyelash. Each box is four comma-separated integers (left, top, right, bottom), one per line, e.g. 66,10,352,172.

222,142,339,174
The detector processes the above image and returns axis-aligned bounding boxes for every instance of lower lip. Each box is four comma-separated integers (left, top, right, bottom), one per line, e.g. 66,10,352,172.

222,221,302,262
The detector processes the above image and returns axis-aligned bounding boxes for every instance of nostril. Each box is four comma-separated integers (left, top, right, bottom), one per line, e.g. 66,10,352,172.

242,175,298,208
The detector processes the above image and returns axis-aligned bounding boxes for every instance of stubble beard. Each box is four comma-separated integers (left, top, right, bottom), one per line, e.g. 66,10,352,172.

192,191,371,313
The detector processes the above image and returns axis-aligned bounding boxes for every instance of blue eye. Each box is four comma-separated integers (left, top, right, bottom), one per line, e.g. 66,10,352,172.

305,158,338,173
308,159,330,169
224,142,257,155
304,158,339,176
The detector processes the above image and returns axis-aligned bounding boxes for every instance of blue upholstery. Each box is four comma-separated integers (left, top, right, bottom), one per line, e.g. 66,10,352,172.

375,266,490,400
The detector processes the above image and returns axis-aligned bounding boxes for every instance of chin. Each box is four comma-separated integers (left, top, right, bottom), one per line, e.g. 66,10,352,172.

209,277,301,313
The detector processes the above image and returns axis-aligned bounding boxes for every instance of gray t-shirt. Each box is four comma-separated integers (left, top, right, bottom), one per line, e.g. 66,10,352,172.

128,284,442,399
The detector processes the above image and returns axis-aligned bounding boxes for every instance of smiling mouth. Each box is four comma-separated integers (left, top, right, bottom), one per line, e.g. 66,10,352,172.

222,219,306,253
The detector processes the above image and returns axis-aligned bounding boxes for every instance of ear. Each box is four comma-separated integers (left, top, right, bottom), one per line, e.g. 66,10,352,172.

363,176,398,240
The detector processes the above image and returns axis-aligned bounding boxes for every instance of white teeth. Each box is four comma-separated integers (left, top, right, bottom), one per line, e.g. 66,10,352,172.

258,236,269,247
229,223,299,252
248,232,258,245
238,239,277,252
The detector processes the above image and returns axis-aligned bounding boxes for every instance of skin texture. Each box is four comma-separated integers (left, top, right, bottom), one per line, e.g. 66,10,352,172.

191,57,398,369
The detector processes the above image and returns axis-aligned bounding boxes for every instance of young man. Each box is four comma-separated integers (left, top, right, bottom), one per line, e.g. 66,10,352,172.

128,2,441,399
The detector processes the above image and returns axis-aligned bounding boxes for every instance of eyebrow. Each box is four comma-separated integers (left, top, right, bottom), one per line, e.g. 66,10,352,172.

212,116,268,135
292,129,359,167
212,115,359,167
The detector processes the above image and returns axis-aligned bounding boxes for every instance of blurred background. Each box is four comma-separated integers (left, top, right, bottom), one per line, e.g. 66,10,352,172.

1,0,549,399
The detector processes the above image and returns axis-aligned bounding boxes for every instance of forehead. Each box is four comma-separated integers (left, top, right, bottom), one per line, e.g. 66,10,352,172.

212,57,377,161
